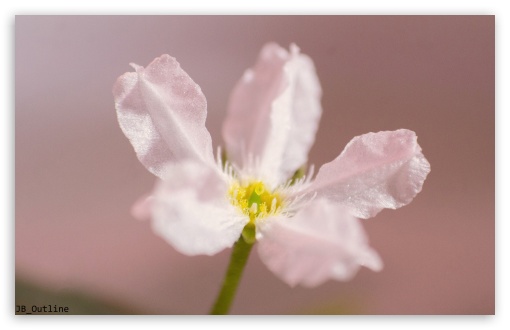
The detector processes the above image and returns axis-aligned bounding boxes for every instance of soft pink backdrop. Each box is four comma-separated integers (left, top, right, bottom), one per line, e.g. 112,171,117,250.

15,16,494,314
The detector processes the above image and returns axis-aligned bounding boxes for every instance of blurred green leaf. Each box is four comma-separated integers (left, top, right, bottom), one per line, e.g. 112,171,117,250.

15,277,139,315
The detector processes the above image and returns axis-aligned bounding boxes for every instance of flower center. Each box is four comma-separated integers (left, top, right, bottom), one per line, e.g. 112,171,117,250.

228,180,283,222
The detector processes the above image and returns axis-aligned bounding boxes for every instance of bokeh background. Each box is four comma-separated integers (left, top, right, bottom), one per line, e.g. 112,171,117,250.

15,15,494,314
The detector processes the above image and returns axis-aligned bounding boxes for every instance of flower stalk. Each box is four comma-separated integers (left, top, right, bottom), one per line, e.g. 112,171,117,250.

210,223,255,315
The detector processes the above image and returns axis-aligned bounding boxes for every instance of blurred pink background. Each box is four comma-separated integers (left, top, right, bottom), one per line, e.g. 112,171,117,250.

15,16,494,314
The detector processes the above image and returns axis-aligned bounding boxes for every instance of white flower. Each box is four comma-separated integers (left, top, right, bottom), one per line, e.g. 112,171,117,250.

113,43,431,287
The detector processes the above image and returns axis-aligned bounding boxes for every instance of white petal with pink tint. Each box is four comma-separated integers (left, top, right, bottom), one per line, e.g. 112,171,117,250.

151,161,247,256
257,199,382,287
305,129,431,219
113,55,214,178
131,194,153,221
222,43,322,187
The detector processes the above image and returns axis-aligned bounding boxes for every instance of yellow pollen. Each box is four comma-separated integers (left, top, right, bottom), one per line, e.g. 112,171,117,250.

228,180,283,221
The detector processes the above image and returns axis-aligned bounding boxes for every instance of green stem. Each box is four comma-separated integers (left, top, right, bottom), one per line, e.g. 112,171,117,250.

210,223,255,315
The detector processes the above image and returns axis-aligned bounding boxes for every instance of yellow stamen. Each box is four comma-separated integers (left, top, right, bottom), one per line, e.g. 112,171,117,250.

228,180,283,222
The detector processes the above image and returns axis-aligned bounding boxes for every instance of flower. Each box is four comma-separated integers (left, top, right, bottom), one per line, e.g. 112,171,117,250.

113,43,431,287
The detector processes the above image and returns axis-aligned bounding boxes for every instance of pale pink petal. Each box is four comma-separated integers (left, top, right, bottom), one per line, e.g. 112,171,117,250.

304,129,431,219
257,199,382,287
113,55,214,178
222,43,322,187
151,160,247,256
130,194,153,221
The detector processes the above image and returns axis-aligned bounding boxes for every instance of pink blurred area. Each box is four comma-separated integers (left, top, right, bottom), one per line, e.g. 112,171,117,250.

15,16,494,314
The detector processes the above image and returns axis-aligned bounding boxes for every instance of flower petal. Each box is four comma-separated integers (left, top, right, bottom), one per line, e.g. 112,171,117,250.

222,43,322,186
131,194,153,221
305,129,431,219
257,198,382,287
151,161,248,256
113,55,214,178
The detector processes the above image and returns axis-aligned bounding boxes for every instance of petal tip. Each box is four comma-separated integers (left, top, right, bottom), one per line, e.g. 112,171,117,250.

289,43,300,56
260,42,289,60
129,62,142,71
